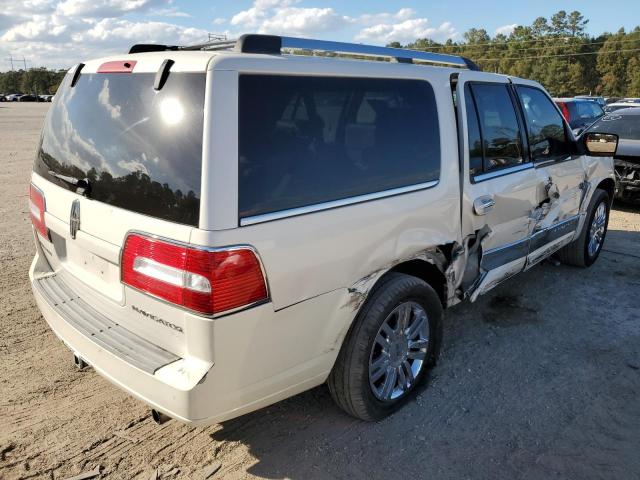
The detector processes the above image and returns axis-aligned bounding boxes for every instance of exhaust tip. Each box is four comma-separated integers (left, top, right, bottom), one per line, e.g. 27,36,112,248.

151,409,172,425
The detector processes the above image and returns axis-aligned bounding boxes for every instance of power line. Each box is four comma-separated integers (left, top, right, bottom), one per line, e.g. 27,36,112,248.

477,47,640,62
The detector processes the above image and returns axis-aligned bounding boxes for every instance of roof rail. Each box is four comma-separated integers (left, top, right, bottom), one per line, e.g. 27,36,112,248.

235,34,481,70
129,34,481,71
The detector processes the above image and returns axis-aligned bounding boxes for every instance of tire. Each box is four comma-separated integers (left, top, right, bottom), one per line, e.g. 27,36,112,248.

557,188,610,267
328,273,443,421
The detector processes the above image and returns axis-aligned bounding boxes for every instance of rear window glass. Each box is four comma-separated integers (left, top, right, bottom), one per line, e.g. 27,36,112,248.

238,75,440,219
35,71,206,226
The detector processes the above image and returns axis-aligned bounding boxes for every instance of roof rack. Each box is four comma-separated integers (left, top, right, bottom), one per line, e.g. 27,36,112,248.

129,34,481,71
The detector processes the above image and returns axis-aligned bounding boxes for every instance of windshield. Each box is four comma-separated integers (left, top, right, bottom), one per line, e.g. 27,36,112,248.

34,71,206,226
588,112,640,140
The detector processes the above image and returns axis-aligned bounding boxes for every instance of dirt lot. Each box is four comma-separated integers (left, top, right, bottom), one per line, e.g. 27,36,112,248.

1,102,639,480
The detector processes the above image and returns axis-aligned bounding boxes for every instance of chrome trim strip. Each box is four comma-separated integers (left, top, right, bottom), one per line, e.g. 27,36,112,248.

280,37,467,67
240,181,439,226
481,214,581,271
481,237,530,271
529,216,579,252
472,163,533,183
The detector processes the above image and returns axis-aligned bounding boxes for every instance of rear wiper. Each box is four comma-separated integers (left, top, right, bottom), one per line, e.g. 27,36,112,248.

48,171,92,197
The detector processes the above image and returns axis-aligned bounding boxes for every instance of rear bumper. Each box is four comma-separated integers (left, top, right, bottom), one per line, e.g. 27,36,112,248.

30,250,353,425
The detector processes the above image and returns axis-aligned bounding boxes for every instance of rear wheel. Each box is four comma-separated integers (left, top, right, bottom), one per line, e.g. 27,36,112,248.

328,273,442,421
557,188,610,267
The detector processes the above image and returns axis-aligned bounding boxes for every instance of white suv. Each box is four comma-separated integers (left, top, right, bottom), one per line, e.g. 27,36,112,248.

29,34,617,424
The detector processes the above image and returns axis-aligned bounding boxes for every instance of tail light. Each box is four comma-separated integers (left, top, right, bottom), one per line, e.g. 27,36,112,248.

29,183,49,240
121,233,268,316
557,102,571,123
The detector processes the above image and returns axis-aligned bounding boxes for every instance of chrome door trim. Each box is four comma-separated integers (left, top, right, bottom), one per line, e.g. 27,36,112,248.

472,163,534,183
529,215,580,252
481,237,530,271
481,214,581,272
240,180,439,226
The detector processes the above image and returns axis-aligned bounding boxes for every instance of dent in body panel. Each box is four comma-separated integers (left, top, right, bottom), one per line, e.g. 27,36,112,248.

344,226,491,312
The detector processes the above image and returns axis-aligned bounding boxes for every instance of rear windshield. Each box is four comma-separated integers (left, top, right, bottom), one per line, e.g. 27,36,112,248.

35,71,206,226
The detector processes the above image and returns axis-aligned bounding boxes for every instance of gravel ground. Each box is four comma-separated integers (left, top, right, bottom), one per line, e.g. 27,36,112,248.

1,103,639,480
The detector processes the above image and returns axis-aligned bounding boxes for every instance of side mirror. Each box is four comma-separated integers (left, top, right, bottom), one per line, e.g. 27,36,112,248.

584,132,618,156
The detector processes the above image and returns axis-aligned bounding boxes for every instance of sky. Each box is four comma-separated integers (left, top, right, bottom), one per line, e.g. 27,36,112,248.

1,0,639,71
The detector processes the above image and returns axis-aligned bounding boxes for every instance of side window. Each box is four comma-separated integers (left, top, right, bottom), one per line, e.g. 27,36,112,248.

238,75,441,219
464,84,484,177
469,83,525,173
516,86,570,162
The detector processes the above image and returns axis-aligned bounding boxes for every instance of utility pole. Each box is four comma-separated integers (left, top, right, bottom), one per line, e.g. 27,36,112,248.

4,54,15,70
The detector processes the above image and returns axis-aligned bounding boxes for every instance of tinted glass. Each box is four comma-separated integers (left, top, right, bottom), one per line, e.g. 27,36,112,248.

35,72,206,226
575,101,604,121
588,112,640,140
516,86,570,162
464,84,483,176
470,83,524,172
238,75,440,218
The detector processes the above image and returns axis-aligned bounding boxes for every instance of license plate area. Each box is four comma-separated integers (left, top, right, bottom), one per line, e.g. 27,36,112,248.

64,241,123,302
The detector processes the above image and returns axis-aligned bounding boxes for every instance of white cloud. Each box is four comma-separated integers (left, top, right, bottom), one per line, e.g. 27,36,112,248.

356,19,457,44
56,0,166,18
0,0,458,70
98,79,121,119
150,7,191,18
495,23,517,36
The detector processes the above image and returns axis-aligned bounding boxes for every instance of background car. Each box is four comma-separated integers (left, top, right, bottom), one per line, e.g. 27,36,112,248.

586,108,640,203
18,94,38,102
604,101,640,113
5,93,23,101
554,98,605,133
0,94,6,102
575,95,606,107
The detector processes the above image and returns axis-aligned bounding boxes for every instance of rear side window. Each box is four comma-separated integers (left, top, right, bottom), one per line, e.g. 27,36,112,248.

516,86,570,162
35,71,205,226
467,83,525,175
238,75,440,219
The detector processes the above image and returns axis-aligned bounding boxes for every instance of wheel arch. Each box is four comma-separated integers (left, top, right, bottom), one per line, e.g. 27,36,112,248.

369,258,448,307
596,178,615,204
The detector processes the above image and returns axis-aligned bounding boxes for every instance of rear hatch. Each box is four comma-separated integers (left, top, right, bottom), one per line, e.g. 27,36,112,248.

31,53,210,355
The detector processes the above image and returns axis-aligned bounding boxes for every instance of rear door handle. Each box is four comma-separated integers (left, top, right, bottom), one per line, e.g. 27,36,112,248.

473,196,495,216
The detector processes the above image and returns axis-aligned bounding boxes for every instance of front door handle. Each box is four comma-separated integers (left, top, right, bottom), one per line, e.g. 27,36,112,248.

474,196,495,216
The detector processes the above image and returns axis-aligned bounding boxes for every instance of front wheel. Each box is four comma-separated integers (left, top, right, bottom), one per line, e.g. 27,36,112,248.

328,273,442,421
557,188,610,267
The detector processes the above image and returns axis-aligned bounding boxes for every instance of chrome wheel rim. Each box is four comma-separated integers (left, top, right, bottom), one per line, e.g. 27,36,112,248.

369,301,429,402
588,201,607,257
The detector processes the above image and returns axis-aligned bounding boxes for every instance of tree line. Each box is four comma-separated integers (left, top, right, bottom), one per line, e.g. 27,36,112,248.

389,10,639,98
1,10,638,98
0,68,67,95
